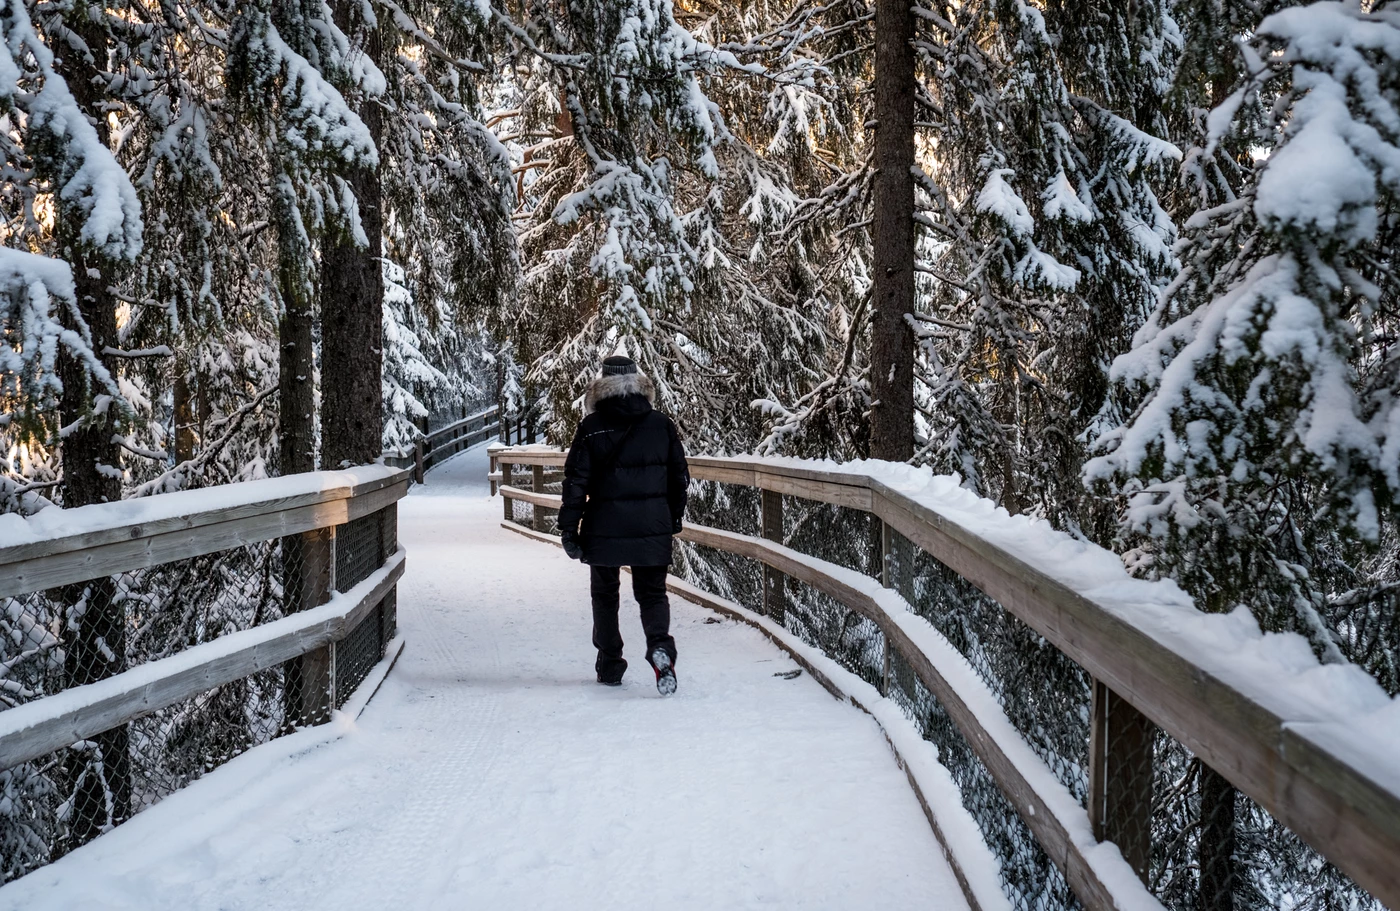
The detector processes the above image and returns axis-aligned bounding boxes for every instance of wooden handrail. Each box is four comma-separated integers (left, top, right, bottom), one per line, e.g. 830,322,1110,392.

0,551,405,771
0,462,410,878
0,468,410,599
494,447,1400,911
497,485,561,510
424,405,499,446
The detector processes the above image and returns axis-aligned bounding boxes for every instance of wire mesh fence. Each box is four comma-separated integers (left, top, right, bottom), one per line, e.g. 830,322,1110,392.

0,502,398,884
0,664,295,883
678,477,1388,911
501,463,562,535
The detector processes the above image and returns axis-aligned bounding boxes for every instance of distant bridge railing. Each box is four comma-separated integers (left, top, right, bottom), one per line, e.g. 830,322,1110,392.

0,466,409,882
385,405,499,482
492,448,1398,911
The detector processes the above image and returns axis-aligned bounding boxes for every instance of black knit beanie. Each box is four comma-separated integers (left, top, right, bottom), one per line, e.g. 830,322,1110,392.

601,355,638,377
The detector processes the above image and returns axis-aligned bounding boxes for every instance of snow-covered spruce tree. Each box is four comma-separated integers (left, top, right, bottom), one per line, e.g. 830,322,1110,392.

320,0,387,468
493,0,724,444
382,260,475,452
714,0,877,459
1087,0,1400,672
378,0,517,449
1086,24,1400,902
102,0,290,496
911,0,1179,531
228,0,379,473
498,0,878,455
661,0,876,457
1,0,148,849
1034,0,1181,537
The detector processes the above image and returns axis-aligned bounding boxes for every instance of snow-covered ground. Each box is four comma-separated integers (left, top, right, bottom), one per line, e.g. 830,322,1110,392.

1,443,969,911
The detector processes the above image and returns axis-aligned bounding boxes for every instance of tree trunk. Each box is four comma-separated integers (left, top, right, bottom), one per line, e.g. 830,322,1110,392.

274,179,323,723
320,5,384,469
276,181,317,476
53,10,131,845
1198,764,1237,911
868,0,917,461
173,361,198,464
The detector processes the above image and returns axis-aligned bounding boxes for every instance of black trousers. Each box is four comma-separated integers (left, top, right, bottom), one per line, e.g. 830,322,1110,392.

590,565,677,681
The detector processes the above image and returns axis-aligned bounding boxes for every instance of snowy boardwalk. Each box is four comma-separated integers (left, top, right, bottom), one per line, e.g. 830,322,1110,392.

0,444,968,911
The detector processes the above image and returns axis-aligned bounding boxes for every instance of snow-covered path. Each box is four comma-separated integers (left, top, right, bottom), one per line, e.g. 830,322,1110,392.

1,443,969,911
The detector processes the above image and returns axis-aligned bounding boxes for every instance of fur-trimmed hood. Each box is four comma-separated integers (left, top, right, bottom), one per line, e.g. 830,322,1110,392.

585,372,656,415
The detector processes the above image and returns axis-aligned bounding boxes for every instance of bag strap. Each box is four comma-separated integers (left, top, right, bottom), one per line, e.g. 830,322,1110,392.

588,417,642,494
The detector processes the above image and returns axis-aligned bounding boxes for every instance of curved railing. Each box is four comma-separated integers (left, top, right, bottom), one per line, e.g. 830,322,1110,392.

0,467,409,881
385,405,500,481
493,448,1398,911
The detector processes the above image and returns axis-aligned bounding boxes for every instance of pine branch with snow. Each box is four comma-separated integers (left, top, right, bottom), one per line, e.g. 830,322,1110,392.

1088,1,1400,666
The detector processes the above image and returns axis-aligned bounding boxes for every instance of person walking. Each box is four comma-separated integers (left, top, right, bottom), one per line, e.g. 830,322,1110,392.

558,356,689,695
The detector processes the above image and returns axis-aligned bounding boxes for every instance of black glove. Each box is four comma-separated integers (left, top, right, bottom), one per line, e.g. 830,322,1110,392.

562,531,584,561
671,517,683,534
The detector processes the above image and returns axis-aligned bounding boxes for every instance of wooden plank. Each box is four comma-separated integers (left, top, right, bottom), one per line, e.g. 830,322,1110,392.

495,449,567,468
532,465,548,532
0,556,404,771
424,407,498,445
687,461,758,487
423,424,499,466
0,489,341,569
756,471,873,510
346,480,409,523
500,520,559,546
499,485,563,510
0,470,409,598
760,489,786,625
1,483,409,600
2,499,352,598
1088,680,1153,883
345,467,412,498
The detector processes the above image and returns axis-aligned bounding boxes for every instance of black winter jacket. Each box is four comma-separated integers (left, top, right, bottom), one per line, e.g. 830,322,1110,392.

559,373,689,567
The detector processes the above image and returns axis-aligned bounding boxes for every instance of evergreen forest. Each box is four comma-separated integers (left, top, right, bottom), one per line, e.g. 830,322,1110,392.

3,0,1400,906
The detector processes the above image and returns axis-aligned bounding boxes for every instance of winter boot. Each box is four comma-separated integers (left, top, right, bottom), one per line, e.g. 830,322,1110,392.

649,647,677,696
596,655,625,686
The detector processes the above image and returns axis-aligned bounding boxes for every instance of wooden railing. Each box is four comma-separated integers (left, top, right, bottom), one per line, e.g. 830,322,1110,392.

385,405,499,482
492,448,1399,911
0,466,409,873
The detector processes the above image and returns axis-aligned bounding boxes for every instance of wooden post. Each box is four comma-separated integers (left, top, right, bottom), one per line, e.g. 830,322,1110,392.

533,464,547,531
413,439,425,484
879,518,892,695
880,518,893,589
1088,680,1154,884
489,453,499,496
760,489,786,625
1198,765,1237,911
284,526,335,727
379,502,398,640
503,461,513,521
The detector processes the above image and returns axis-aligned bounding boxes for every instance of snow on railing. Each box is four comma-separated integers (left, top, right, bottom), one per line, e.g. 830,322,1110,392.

0,466,410,883
493,448,1399,911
